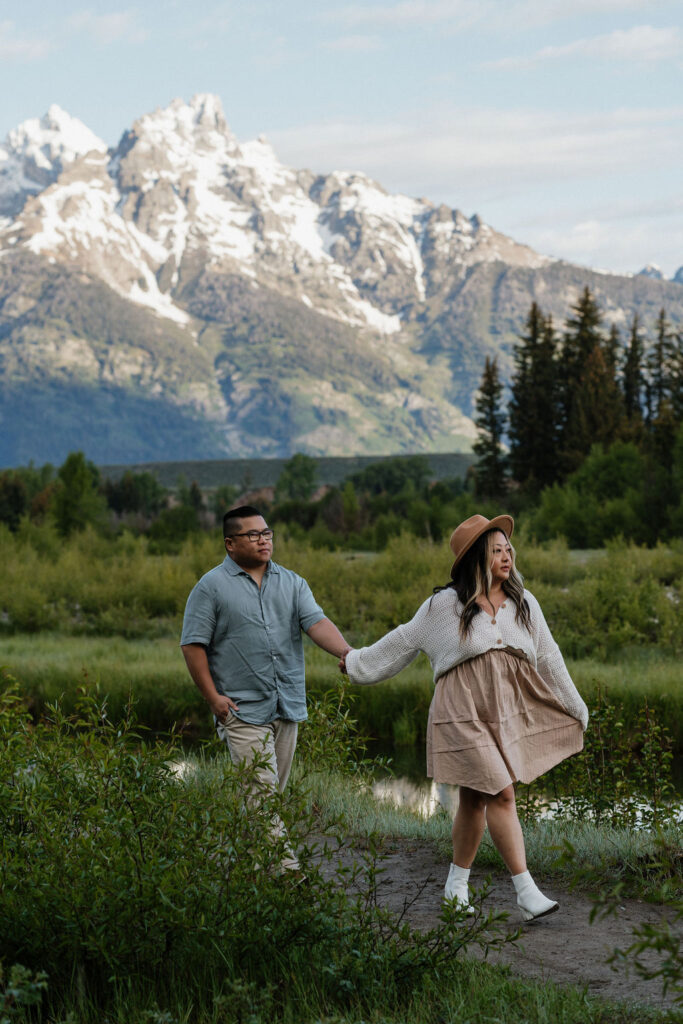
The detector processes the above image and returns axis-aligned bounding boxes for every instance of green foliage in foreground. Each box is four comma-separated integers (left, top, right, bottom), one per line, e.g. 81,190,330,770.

1,683,674,1024
0,684,517,1023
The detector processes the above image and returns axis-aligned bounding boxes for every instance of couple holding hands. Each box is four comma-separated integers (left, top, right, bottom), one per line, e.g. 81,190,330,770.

181,505,587,921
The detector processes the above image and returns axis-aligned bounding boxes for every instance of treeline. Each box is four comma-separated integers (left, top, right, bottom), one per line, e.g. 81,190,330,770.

474,287,683,545
1,287,681,550
0,446,470,553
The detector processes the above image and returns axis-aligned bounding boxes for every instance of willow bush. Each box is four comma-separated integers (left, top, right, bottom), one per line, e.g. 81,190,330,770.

1,524,681,656
0,683,515,1024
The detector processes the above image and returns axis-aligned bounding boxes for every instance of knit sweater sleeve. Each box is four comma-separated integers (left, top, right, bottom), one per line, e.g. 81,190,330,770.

526,591,589,730
345,598,431,685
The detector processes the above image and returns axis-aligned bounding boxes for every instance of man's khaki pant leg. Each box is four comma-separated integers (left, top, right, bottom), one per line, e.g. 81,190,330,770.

216,714,299,869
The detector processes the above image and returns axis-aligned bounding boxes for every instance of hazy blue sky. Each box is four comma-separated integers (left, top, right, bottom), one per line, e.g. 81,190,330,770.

1,0,682,276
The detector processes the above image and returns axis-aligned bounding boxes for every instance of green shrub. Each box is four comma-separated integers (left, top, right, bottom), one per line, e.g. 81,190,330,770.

0,684,512,1023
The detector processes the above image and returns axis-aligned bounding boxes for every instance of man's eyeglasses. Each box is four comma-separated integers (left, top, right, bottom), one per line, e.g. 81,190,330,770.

230,529,274,542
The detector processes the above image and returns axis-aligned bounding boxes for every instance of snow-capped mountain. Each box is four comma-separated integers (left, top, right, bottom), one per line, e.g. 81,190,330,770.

0,105,106,220
1,94,682,467
1,95,546,333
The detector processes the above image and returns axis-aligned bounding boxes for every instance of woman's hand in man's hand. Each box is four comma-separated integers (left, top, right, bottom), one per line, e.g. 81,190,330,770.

338,647,353,674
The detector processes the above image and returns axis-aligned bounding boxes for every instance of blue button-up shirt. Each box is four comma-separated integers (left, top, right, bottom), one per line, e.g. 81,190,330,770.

180,554,325,724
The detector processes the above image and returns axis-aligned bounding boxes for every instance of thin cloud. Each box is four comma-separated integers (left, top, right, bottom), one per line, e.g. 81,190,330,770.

523,207,683,278
328,0,662,31
0,20,51,60
67,9,148,45
330,0,485,29
488,25,681,67
268,104,683,194
323,34,383,51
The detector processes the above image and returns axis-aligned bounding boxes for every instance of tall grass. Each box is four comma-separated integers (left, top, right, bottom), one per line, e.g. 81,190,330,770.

2,525,681,654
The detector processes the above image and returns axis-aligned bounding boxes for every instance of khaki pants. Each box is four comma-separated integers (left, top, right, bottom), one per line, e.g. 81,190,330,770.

216,713,299,870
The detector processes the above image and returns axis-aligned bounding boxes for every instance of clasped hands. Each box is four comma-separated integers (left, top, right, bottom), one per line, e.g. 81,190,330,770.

338,645,353,674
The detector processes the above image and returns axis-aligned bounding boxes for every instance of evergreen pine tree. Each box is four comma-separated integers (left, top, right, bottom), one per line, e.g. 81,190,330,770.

559,287,622,472
508,303,559,491
647,309,675,422
671,331,683,422
563,346,624,470
473,357,507,499
622,314,645,427
532,315,561,487
605,322,620,377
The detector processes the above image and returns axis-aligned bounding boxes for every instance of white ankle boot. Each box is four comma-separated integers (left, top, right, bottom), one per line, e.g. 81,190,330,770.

444,863,474,913
512,870,559,921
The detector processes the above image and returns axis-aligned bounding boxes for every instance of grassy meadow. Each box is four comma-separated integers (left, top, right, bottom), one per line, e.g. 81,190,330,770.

1,522,682,1023
1,522,681,747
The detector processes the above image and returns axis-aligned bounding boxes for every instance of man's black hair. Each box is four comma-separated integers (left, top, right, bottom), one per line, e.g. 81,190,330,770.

223,505,262,538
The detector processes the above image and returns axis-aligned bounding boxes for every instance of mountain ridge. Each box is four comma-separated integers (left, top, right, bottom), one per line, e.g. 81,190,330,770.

1,93,682,468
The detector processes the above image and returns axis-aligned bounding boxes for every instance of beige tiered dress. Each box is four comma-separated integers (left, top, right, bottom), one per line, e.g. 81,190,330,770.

426,648,584,794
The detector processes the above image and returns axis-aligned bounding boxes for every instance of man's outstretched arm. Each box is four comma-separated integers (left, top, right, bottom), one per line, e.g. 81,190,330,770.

306,617,351,661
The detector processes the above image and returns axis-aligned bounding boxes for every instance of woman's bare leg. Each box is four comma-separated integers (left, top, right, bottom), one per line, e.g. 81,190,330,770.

452,784,527,874
451,786,487,867
484,785,527,875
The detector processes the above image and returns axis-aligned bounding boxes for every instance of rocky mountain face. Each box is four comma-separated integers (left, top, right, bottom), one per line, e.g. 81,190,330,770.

1,94,682,467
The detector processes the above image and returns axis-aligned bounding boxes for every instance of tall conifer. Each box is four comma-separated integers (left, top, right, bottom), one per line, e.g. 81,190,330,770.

559,287,622,472
647,309,675,422
473,356,507,499
622,314,645,427
509,303,559,491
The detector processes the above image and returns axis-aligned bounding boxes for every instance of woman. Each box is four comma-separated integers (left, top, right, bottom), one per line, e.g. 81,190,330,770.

341,514,588,921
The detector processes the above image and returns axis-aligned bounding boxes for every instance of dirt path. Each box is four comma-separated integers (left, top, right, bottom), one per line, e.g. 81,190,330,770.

322,836,681,1014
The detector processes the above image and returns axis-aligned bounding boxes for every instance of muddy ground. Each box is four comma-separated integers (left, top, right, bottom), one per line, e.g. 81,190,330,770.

319,836,682,1016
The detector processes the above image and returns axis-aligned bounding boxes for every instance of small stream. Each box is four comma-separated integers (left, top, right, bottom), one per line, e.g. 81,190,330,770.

366,741,683,823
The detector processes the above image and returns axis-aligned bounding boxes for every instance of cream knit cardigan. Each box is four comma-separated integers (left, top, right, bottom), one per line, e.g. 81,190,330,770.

345,587,589,729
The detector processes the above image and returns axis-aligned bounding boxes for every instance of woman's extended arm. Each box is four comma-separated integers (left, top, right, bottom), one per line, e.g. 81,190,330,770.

344,598,431,685
527,592,589,729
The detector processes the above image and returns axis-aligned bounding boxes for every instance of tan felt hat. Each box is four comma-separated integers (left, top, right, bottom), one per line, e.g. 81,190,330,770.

449,513,514,576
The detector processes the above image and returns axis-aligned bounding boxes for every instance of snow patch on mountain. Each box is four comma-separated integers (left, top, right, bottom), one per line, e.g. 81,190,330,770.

637,263,664,280
0,105,106,219
0,93,551,334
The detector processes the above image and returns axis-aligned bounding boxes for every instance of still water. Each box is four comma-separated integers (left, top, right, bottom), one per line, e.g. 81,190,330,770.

367,741,683,822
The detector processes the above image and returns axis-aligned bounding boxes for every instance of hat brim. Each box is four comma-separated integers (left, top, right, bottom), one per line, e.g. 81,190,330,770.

450,514,514,577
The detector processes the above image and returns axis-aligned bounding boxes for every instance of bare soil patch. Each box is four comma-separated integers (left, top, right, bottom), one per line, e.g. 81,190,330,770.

322,836,681,1014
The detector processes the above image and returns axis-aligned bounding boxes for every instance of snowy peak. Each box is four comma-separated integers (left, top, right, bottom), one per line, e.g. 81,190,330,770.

119,93,237,164
637,263,664,280
0,93,549,333
0,105,106,219
9,105,107,166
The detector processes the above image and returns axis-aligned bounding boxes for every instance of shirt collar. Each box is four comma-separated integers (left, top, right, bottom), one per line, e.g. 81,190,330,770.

222,554,279,576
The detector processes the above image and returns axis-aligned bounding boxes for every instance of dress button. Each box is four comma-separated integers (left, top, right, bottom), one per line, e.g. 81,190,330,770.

496,638,502,644
491,618,496,625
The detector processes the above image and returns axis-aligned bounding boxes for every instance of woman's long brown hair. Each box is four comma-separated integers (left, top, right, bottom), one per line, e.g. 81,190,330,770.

433,529,530,638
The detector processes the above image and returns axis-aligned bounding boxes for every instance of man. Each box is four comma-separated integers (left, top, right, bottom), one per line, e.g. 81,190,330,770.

180,504,350,870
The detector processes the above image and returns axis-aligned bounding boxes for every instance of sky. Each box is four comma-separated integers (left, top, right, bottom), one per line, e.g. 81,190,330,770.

1,0,682,277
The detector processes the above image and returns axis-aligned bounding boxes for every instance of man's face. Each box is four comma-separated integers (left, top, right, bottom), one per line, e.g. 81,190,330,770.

224,515,273,569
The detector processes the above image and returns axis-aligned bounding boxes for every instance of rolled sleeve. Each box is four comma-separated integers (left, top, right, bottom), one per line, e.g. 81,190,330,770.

181,580,217,647
297,578,325,632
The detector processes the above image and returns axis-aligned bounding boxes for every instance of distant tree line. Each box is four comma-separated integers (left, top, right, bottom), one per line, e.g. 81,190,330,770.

0,447,470,553
1,285,680,550
473,287,683,544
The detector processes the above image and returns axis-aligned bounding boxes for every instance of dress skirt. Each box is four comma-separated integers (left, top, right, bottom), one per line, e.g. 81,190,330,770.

426,649,584,794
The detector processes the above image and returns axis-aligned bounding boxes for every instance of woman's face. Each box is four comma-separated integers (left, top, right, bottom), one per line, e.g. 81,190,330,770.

489,531,513,585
